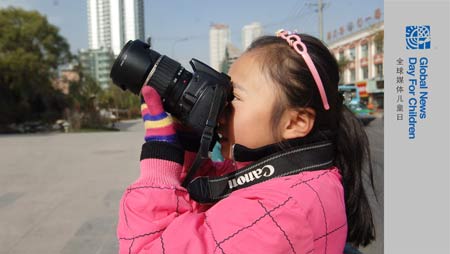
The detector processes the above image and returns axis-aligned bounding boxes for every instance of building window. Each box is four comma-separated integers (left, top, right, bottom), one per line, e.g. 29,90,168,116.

339,51,344,61
361,66,369,80
350,69,356,82
374,31,384,54
375,63,383,78
361,43,368,58
376,80,384,89
376,42,383,54
348,47,355,60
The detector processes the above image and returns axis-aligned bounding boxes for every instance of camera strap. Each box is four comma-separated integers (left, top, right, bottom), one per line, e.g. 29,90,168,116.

186,141,335,203
181,85,226,188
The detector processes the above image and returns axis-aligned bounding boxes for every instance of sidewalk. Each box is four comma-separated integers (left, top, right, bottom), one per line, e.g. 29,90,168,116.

0,120,142,254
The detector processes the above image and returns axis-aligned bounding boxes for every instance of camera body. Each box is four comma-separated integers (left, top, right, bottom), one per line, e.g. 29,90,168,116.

110,40,232,136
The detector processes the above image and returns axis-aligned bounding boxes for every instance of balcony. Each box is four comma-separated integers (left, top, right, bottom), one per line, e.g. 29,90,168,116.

374,53,383,64
360,57,368,67
348,61,356,69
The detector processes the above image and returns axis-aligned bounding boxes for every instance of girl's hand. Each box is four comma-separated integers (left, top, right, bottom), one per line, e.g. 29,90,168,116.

141,86,177,144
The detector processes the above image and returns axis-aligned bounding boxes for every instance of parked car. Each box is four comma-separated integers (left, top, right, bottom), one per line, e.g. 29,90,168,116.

347,103,376,126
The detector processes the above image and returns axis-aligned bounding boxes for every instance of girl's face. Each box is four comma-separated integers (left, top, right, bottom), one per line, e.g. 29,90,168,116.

218,52,281,159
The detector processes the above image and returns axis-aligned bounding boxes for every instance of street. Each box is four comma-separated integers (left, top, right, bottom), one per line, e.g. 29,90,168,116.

0,117,384,254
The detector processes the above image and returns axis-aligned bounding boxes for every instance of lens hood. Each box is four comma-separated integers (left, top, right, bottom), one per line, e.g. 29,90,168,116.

110,40,161,94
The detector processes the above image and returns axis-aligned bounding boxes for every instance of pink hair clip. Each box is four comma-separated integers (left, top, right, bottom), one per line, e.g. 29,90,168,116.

276,29,330,110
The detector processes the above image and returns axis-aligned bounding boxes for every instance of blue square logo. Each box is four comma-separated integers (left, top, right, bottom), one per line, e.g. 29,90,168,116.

406,25,431,50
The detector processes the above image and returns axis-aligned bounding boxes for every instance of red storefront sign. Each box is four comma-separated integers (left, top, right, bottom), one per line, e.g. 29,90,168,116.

357,81,368,97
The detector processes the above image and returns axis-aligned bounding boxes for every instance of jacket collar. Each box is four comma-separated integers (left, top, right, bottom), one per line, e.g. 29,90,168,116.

232,129,336,163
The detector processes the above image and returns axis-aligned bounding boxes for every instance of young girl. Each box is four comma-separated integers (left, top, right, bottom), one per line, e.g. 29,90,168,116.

117,30,375,254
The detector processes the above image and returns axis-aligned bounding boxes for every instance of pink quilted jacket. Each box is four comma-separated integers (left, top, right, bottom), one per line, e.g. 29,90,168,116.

117,142,347,253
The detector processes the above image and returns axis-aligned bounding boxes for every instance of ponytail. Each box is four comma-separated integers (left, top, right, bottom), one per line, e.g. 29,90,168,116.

335,105,376,247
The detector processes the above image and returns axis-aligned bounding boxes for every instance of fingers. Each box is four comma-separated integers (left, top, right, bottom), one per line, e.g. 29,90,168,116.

142,86,164,115
140,86,171,127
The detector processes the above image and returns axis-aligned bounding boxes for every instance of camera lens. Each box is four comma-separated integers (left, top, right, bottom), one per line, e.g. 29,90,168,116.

110,40,162,95
110,40,193,120
110,40,231,138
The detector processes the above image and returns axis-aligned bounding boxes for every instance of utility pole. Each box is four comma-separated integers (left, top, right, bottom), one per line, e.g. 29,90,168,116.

318,0,323,41
307,0,327,41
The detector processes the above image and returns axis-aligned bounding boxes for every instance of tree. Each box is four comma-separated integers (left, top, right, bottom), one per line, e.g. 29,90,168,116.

65,59,108,129
68,62,102,112
220,48,230,73
98,84,141,119
0,7,71,125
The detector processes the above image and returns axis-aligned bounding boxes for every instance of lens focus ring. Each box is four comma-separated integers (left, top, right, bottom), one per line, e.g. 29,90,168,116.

148,56,181,98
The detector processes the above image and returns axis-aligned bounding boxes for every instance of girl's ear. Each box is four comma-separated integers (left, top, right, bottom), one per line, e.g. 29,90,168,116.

281,108,316,140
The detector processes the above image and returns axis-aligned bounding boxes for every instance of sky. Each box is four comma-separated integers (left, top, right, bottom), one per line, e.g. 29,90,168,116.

0,0,383,68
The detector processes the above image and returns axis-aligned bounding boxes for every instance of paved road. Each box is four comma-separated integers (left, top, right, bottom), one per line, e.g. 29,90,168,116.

0,118,384,254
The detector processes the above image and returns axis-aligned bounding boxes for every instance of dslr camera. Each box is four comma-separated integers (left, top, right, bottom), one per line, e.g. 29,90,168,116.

110,39,233,143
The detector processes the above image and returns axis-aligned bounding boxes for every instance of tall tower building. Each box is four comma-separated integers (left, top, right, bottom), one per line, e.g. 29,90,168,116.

87,0,111,50
209,24,231,71
87,0,145,56
242,22,263,50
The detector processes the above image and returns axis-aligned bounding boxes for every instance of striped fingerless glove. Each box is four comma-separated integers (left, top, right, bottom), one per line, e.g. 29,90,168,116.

141,86,177,144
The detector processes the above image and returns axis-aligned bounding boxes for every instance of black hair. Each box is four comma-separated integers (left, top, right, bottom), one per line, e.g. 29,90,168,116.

247,34,375,247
